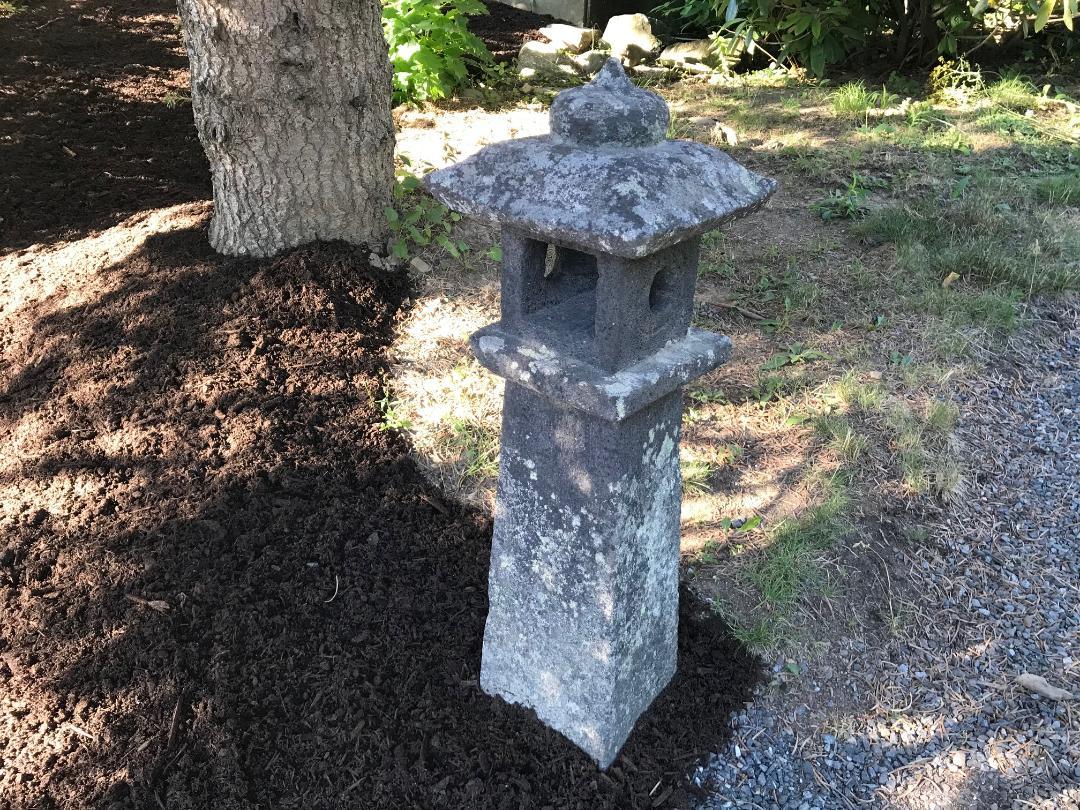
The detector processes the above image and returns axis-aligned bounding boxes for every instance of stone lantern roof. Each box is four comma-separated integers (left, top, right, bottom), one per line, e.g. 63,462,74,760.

423,59,778,259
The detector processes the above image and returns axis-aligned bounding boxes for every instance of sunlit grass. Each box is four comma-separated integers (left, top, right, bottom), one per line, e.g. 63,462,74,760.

816,415,869,462
830,81,894,123
985,75,1041,112
681,458,717,495
833,371,885,412
447,417,500,482
745,480,850,605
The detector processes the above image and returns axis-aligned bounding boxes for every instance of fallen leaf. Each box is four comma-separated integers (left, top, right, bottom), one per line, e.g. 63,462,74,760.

942,272,961,288
1016,673,1074,701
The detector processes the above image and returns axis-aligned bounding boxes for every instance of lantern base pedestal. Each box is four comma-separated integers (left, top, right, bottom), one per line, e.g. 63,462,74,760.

480,381,685,768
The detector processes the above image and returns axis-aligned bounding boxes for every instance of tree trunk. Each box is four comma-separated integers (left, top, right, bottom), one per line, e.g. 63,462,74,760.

177,0,394,257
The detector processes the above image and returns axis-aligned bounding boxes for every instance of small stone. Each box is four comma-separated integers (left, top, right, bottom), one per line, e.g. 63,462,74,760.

659,38,721,68
539,24,599,54
1016,672,1074,700
409,256,433,274
517,41,577,77
573,49,608,76
601,14,661,66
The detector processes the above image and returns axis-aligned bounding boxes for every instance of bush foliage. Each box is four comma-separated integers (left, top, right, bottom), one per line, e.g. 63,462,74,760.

655,0,1078,76
383,0,492,105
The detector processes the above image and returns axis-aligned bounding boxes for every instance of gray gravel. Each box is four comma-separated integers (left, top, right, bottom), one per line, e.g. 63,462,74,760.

694,302,1079,809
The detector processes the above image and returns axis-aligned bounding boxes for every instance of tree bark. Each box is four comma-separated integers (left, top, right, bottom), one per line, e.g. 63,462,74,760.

177,0,394,257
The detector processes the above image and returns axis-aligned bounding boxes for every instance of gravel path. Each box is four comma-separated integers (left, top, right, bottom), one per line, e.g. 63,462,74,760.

694,301,1079,809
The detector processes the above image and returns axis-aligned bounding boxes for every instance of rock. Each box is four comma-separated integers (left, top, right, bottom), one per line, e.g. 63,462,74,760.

631,64,671,79
573,49,608,76
659,38,721,68
517,40,577,77
688,116,738,145
600,13,661,66
409,256,433,274
539,24,598,54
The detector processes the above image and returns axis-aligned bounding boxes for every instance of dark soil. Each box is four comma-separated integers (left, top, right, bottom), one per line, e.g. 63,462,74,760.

0,0,209,252
469,1,557,63
1,2,762,808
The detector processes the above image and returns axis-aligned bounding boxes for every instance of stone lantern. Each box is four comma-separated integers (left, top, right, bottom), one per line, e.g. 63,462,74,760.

423,59,777,768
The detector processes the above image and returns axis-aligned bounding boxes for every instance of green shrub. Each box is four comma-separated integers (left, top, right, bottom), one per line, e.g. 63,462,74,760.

653,0,1079,77
383,0,493,105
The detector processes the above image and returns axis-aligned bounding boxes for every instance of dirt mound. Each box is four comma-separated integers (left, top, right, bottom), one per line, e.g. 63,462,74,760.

1,228,760,809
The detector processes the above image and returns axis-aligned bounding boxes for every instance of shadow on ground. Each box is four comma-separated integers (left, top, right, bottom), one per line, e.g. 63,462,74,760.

0,0,208,251
0,220,762,809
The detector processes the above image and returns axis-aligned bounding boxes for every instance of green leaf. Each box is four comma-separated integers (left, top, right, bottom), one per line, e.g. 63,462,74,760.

762,354,792,370
1064,0,1074,29
809,44,825,77
738,515,763,532
391,240,409,259
1034,0,1055,30
436,234,460,258
383,206,399,224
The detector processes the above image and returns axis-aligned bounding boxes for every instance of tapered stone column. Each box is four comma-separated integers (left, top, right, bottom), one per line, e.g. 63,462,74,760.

423,59,776,767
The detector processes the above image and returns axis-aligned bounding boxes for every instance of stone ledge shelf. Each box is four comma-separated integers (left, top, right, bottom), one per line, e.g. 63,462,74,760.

472,325,732,422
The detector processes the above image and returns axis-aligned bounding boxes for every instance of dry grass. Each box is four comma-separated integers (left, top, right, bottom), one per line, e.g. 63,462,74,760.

387,64,1079,657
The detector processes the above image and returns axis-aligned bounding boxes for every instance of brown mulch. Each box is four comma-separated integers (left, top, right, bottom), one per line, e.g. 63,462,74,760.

469,1,557,63
0,0,209,252
0,2,762,809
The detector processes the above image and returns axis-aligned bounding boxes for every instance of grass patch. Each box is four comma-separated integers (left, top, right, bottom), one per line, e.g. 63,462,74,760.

884,403,959,498
811,175,869,221
711,601,790,654
831,81,894,123
925,399,958,434
446,417,499,482
1032,173,1080,206
681,459,717,495
0,0,27,16
731,618,784,651
860,184,1080,296
832,371,885,412
745,480,850,606
815,415,869,462
985,75,1041,112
